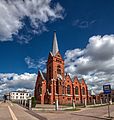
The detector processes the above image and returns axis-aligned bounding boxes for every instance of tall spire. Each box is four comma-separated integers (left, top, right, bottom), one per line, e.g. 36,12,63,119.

52,31,59,56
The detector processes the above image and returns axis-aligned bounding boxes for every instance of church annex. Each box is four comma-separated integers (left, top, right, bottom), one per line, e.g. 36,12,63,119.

34,32,90,105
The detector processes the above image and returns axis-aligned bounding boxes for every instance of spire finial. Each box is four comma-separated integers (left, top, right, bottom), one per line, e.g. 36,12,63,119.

52,31,59,56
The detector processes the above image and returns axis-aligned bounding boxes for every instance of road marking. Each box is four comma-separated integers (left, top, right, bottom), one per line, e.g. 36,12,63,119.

8,106,18,120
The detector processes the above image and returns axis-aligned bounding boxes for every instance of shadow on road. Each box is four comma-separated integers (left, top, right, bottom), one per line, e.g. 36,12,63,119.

25,110,48,120
71,113,110,120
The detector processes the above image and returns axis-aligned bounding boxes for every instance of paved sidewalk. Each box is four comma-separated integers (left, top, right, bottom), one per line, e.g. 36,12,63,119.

0,101,43,120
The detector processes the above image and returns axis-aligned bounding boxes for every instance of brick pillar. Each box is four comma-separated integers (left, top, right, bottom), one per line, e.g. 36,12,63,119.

54,79,56,102
50,79,54,104
41,81,46,104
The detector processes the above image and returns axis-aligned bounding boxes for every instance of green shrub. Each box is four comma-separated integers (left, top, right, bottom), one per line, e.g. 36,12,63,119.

31,97,36,108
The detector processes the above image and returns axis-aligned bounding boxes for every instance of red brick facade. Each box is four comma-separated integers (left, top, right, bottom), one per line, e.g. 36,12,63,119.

35,32,89,105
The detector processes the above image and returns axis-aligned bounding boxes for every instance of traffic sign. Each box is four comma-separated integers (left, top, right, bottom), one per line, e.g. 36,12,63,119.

103,84,111,94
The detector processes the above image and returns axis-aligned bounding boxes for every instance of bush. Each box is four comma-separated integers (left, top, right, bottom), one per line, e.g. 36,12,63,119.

31,97,36,108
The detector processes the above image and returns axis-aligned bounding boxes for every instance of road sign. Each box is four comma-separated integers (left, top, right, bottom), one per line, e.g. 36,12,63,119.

103,84,111,118
103,84,111,94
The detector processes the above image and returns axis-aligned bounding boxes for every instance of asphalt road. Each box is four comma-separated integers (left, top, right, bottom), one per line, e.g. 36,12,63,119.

0,101,114,120
0,101,39,120
34,104,114,120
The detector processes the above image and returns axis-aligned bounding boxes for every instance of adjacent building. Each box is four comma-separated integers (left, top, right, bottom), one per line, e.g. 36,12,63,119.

96,90,114,103
35,32,90,105
10,91,30,101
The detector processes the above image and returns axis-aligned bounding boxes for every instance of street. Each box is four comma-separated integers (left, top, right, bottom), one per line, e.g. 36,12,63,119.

0,101,39,120
0,101,114,120
33,104,114,120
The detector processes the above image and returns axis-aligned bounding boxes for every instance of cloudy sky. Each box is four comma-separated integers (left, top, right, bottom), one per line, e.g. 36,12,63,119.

0,0,114,97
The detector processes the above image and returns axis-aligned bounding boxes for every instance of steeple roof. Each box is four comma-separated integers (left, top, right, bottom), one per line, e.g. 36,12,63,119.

52,31,59,56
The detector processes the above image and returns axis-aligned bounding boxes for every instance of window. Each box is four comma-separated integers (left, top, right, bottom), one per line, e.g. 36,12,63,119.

67,85,71,94
57,65,61,74
57,54,60,57
38,86,42,94
49,67,51,80
82,87,85,95
75,86,78,95
62,86,64,94
56,59,62,63
76,98,79,101
67,98,71,101
56,80,59,94
49,85,51,93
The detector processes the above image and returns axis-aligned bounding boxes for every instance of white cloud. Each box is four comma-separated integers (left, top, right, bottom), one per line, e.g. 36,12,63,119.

0,0,64,42
73,19,96,28
25,56,46,70
64,35,114,93
0,73,37,98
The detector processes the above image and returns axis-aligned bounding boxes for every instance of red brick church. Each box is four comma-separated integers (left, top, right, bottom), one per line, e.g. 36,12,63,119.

34,32,89,105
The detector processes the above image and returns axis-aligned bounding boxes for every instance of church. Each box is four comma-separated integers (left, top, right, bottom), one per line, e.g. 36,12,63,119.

34,32,90,105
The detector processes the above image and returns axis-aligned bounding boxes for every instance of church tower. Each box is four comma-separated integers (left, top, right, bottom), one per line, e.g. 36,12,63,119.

46,31,64,103
47,31,64,81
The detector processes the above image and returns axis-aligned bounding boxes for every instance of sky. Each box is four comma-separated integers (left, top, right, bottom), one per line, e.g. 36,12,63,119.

0,0,114,97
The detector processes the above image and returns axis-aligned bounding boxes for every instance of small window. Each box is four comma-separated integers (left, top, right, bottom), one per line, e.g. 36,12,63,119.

67,85,71,94
58,54,60,57
57,65,61,74
67,98,71,101
76,98,79,101
62,86,64,94
49,85,51,93
38,86,42,94
75,86,78,95
82,87,85,95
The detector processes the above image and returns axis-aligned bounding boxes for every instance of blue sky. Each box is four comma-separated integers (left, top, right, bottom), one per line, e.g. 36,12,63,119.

0,0,114,96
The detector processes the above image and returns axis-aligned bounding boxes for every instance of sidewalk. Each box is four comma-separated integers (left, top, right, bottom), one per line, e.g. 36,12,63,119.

33,104,75,111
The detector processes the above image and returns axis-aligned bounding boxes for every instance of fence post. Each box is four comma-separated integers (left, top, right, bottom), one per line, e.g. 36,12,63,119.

22,100,24,106
100,99,102,105
55,99,58,111
25,100,27,107
28,98,32,110
72,99,75,109
93,99,96,105
84,98,87,107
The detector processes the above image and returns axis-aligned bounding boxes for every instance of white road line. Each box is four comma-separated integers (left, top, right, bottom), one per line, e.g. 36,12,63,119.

8,106,18,120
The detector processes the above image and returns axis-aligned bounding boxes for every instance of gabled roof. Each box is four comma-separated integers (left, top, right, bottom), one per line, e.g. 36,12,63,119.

49,51,53,56
39,70,46,80
74,76,80,83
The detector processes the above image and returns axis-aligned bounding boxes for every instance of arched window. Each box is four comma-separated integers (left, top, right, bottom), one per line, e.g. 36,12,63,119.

82,87,85,95
75,86,78,95
49,85,51,93
38,86,42,94
56,80,59,94
57,65,61,74
67,85,71,94
49,67,51,80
